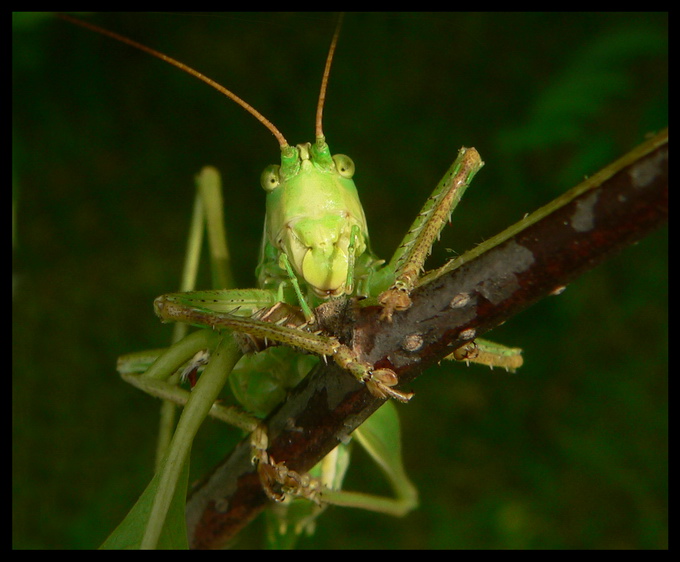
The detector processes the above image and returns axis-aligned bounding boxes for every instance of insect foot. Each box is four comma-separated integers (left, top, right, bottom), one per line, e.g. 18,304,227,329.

365,369,414,403
258,457,324,504
450,341,481,365
332,344,413,403
250,425,323,503
378,287,413,322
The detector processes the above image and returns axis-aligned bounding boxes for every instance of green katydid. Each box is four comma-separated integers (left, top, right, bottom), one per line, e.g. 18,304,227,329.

61,13,522,548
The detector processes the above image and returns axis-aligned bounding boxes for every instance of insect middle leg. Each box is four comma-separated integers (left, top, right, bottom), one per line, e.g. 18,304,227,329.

250,401,418,518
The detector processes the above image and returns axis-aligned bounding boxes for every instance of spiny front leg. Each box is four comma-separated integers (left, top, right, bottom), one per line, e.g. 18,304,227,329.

154,294,413,402
379,147,484,321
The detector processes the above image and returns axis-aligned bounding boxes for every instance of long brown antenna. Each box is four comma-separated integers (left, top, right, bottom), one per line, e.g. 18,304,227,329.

58,13,289,148
315,14,344,142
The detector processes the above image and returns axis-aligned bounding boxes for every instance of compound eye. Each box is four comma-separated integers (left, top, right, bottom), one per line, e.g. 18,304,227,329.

332,154,355,179
260,165,281,192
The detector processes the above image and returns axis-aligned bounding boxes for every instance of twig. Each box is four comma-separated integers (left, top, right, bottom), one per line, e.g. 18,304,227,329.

186,128,667,549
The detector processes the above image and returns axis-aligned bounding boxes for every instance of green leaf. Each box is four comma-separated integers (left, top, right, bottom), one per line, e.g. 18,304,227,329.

100,459,190,550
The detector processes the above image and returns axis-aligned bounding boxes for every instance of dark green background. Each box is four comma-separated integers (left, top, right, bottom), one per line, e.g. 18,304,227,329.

13,12,667,549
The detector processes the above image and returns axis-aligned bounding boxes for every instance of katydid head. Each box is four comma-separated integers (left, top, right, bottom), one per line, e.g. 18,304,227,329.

59,14,367,298
255,14,371,298
261,141,368,298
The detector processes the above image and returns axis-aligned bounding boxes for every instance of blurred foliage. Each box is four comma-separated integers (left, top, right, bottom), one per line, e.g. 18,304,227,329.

13,12,666,549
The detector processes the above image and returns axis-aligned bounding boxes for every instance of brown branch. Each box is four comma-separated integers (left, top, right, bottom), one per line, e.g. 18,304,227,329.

185,128,668,549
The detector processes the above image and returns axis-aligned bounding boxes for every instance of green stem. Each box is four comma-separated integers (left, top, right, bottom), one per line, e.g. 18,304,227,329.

141,334,242,549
